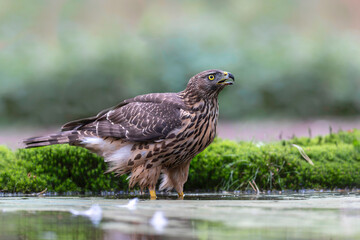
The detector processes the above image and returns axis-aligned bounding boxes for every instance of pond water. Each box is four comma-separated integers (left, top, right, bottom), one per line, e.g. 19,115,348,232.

0,192,359,240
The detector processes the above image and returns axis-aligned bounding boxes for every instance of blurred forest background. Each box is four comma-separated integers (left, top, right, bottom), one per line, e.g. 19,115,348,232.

1,0,360,126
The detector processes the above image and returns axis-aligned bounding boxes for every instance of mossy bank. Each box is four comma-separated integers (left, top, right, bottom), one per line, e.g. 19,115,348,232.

1,130,360,193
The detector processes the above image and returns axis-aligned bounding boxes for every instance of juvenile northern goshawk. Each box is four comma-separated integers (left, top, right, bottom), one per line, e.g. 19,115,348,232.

24,69,235,198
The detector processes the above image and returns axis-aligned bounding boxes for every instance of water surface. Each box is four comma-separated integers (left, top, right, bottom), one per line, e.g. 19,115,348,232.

0,192,359,239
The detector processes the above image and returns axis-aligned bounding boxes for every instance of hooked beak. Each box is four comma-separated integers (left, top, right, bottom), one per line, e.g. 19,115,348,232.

217,72,235,85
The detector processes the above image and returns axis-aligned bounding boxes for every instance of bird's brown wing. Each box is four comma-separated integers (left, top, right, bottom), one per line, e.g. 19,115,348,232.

61,93,184,142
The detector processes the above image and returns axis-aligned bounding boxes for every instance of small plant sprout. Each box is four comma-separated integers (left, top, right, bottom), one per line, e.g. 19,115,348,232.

292,144,314,165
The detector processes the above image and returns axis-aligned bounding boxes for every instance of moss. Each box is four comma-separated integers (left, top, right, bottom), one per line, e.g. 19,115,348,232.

1,130,360,193
1,145,128,193
289,129,360,146
0,146,47,193
187,140,359,191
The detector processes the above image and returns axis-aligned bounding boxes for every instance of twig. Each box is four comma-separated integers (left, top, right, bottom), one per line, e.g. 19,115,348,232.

249,181,256,192
249,180,260,194
252,180,260,195
36,188,47,196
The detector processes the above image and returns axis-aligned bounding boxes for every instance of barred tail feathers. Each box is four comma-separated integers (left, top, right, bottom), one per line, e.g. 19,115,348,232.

23,131,80,148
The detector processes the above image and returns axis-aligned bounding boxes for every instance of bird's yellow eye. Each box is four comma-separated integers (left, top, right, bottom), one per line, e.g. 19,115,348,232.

208,75,215,80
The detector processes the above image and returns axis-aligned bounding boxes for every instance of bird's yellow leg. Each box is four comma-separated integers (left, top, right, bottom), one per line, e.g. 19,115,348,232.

149,189,157,200
178,192,184,199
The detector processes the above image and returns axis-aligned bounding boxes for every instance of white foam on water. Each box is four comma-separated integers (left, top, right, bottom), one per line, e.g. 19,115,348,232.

150,211,168,233
70,204,102,225
117,198,139,211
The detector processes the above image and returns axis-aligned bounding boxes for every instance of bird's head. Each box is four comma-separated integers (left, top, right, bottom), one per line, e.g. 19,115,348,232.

185,69,235,98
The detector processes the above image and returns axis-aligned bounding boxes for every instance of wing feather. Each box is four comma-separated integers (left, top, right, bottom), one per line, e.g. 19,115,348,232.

61,93,184,142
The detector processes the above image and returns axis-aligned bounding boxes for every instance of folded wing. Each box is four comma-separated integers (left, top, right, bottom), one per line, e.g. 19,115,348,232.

61,93,184,142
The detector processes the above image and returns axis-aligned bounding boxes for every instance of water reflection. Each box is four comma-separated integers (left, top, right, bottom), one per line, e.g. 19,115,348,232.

0,211,184,240
0,211,104,240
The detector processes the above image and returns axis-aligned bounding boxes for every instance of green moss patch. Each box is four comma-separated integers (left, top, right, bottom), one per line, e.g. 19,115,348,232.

1,130,360,193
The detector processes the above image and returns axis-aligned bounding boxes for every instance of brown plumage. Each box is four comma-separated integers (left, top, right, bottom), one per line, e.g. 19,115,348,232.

24,69,234,197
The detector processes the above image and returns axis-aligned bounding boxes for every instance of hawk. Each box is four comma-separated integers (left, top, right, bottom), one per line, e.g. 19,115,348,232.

24,69,234,198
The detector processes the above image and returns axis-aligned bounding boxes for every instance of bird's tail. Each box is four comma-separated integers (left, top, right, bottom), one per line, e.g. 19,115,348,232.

23,131,81,148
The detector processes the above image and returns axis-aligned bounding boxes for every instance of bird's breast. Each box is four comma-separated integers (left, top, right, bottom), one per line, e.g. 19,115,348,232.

163,99,219,166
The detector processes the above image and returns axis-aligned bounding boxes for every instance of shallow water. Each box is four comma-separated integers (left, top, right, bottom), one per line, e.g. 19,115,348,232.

0,192,359,240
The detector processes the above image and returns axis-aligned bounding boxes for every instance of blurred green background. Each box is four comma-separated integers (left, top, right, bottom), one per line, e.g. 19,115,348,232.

1,0,360,126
